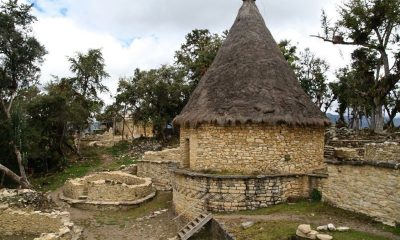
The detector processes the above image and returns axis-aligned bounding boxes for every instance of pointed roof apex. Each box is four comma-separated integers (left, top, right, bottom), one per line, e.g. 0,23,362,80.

173,0,330,127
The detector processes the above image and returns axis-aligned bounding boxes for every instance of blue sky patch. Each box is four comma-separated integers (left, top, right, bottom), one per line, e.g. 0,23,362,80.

59,7,68,16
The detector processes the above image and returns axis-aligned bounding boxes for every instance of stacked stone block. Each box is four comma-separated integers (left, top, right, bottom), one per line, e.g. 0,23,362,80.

173,170,320,219
137,148,181,190
365,142,400,163
321,162,400,226
180,124,325,174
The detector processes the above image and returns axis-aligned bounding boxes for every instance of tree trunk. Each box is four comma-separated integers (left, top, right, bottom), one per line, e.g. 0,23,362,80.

13,145,29,182
1,171,5,188
0,98,32,188
121,107,126,141
373,98,384,133
0,164,32,189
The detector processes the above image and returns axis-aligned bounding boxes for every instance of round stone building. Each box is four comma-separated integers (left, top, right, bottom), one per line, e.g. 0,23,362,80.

172,0,330,219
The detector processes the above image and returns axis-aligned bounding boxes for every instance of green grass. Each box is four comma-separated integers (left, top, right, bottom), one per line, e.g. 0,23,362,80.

94,192,171,225
105,140,131,157
221,201,400,239
31,147,103,192
234,221,390,240
31,141,138,191
231,201,378,223
103,140,137,170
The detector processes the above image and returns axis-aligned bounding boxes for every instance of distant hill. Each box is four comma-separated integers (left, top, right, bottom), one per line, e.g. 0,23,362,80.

326,113,400,128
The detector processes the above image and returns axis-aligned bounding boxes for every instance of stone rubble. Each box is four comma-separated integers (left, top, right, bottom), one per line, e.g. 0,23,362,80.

241,221,255,229
0,188,82,240
296,224,335,240
136,209,169,222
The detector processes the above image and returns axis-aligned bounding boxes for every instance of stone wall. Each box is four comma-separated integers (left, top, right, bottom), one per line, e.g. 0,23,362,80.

180,124,325,174
138,148,180,190
364,142,400,162
320,161,400,226
62,171,154,203
0,205,80,240
173,169,324,220
142,148,181,162
137,160,180,190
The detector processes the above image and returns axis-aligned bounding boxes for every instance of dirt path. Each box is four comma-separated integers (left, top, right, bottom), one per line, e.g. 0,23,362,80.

50,152,180,240
68,192,178,240
216,213,400,240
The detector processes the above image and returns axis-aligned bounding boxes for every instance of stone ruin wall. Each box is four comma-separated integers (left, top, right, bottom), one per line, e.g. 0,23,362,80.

180,124,325,174
173,170,322,220
0,205,79,240
137,148,181,190
63,171,153,202
364,142,400,163
320,161,400,226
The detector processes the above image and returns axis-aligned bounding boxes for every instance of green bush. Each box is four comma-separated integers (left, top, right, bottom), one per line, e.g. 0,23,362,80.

310,188,322,202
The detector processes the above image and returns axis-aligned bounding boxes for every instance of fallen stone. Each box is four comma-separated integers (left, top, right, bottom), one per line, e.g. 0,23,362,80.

334,147,359,159
337,226,350,232
154,211,162,215
297,224,312,234
327,223,336,231
307,230,319,240
317,225,328,231
296,229,309,238
317,234,333,240
241,221,255,229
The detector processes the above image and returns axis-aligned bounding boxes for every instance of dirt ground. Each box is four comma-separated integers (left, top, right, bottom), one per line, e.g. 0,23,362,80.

48,152,182,240
52,190,180,240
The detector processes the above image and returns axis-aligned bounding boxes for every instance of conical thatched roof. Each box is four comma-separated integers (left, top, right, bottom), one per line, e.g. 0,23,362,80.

174,0,330,127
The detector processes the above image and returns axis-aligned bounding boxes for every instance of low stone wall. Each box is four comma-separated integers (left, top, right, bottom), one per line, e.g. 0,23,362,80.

137,160,179,190
173,169,325,220
138,148,180,190
0,205,81,240
62,171,154,204
365,142,400,162
142,148,181,161
321,160,400,226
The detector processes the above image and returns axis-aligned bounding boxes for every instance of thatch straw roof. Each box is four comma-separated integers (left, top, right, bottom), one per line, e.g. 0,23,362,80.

173,0,330,127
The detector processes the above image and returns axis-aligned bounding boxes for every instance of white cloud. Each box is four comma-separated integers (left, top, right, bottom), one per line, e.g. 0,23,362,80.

29,0,351,106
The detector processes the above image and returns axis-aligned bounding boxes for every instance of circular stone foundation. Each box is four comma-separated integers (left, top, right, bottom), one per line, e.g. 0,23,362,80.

60,171,155,209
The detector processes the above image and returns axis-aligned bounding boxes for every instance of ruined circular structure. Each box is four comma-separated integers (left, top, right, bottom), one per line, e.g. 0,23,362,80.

60,171,155,209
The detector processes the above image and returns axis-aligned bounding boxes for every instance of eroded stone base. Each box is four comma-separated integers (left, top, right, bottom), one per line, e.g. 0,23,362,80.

173,169,325,220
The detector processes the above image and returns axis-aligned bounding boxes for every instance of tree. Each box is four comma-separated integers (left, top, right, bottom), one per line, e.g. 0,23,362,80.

116,66,189,139
175,29,226,91
68,49,109,153
278,40,299,71
0,0,46,188
278,40,334,113
297,49,334,113
314,0,400,132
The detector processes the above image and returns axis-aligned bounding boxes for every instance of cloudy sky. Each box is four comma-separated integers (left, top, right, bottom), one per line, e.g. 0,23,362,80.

26,0,355,105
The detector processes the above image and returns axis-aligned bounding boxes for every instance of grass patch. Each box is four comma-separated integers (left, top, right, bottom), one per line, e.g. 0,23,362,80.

103,140,137,170
233,221,390,240
221,201,400,239
94,192,171,225
231,201,374,222
31,146,103,192
106,141,131,157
